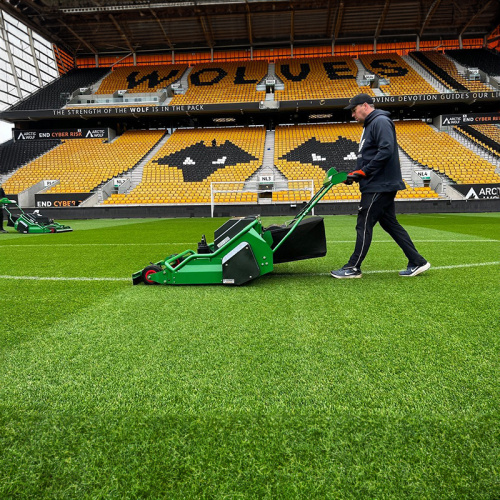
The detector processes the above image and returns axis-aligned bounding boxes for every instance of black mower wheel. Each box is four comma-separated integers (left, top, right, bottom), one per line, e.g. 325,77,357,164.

142,265,162,285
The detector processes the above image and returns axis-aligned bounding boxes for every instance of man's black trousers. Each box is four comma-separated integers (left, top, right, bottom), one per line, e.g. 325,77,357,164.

346,191,426,269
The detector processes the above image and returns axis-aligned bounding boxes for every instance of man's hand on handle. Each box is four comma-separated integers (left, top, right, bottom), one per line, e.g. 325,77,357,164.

344,170,366,185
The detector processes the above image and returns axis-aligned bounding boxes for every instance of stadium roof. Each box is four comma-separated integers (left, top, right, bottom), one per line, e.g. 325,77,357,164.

2,0,500,58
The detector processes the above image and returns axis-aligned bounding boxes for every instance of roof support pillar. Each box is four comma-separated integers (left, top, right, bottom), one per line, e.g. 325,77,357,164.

27,28,43,87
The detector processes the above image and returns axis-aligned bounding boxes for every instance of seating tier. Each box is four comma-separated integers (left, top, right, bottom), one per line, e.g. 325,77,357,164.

3,130,164,194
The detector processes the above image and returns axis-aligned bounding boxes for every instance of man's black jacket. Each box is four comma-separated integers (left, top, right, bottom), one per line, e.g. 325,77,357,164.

356,109,405,193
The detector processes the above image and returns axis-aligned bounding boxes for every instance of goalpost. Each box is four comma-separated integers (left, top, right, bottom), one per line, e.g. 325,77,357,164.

210,179,315,218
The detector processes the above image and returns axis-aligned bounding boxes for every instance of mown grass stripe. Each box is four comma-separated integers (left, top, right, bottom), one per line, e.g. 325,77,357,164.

0,261,497,281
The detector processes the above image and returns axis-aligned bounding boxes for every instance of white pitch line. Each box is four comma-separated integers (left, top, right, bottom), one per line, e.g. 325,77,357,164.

0,239,498,248
0,275,130,281
0,261,498,281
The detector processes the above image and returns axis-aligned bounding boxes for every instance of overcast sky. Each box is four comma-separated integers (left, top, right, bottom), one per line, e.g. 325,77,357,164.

0,120,14,144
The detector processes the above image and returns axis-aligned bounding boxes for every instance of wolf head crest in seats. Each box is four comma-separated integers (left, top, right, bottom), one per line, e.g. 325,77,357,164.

280,137,359,172
154,140,258,182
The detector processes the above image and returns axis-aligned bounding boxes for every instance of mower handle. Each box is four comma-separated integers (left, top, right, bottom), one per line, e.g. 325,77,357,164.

272,168,347,253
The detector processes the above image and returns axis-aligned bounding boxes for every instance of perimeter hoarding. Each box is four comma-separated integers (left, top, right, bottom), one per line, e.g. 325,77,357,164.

441,113,500,126
13,128,109,140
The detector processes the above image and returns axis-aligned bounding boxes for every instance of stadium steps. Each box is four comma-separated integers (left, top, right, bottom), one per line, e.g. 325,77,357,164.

96,131,171,204
398,148,416,186
257,63,284,94
177,66,193,93
444,53,497,91
90,70,112,93
354,58,369,86
0,169,17,186
245,130,288,198
402,55,448,93
397,147,444,197
446,128,500,170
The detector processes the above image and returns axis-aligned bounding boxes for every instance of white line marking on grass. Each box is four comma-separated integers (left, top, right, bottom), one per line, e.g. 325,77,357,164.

0,275,130,281
365,261,499,274
0,261,498,281
327,239,499,243
0,239,498,249
276,261,500,277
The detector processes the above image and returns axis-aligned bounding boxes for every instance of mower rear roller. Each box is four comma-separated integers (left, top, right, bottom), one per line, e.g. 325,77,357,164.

141,265,163,285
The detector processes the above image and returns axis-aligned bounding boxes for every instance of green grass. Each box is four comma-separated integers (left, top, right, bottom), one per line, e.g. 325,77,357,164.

0,213,499,499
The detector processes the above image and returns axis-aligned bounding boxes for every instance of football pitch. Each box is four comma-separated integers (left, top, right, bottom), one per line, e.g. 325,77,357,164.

1,213,499,499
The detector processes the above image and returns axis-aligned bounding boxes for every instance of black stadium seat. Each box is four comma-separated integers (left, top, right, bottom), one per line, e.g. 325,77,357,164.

446,49,500,76
409,51,468,91
0,138,61,175
8,68,109,111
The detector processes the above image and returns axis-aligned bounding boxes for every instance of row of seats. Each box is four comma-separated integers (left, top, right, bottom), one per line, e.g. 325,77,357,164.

274,123,439,201
360,53,439,96
9,52,498,112
9,68,109,111
273,57,374,101
170,62,268,104
410,51,492,93
104,127,265,204
457,124,500,157
95,64,188,94
395,121,500,185
0,138,61,174
3,130,164,194
470,124,500,144
4,123,497,204
446,49,500,77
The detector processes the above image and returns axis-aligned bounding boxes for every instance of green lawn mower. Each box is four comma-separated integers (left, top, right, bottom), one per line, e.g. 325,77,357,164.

133,167,347,286
0,197,72,234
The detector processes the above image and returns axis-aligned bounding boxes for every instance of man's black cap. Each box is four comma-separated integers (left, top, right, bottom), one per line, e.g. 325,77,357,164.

344,93,374,110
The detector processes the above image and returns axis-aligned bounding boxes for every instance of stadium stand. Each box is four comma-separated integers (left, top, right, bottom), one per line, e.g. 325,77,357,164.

0,138,61,175
274,123,439,202
455,124,500,157
409,51,492,93
8,68,110,111
95,64,188,94
395,121,500,185
410,51,468,91
3,130,164,195
273,56,374,101
103,127,265,204
359,53,439,95
445,49,500,77
169,62,268,105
